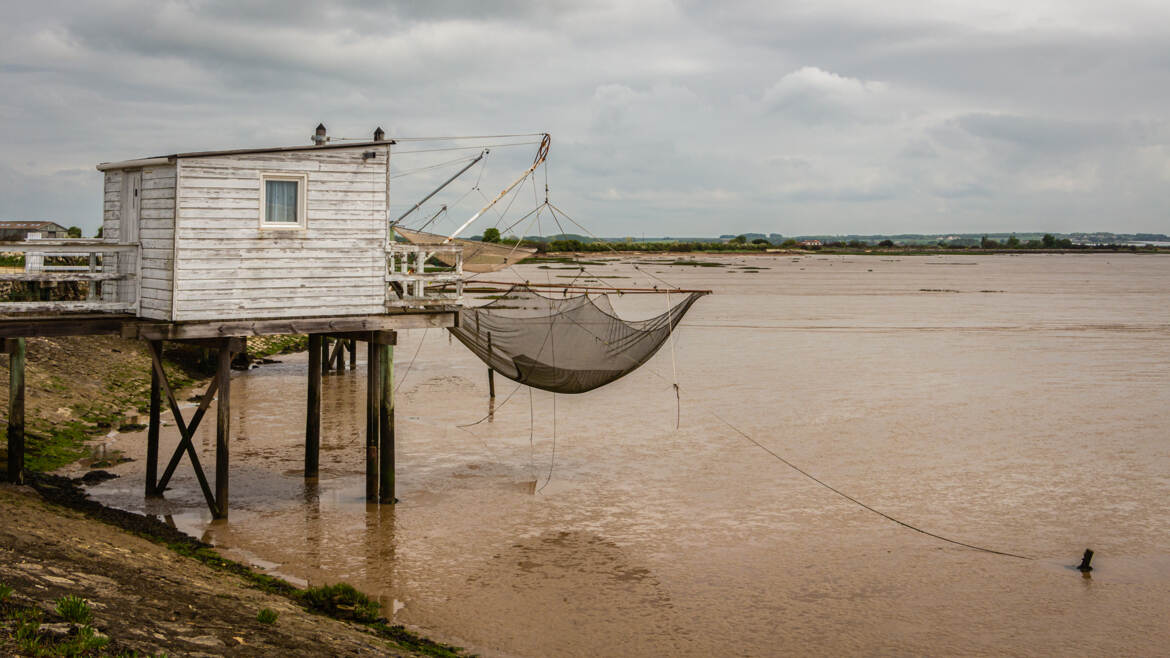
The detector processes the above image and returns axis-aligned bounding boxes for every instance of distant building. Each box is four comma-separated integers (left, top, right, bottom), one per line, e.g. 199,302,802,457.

0,221,69,240
799,239,823,247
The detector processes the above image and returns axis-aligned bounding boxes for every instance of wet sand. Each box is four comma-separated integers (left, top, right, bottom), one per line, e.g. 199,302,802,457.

85,253,1170,656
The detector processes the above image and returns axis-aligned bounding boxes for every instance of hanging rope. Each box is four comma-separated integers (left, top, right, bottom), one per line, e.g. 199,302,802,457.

708,410,1034,560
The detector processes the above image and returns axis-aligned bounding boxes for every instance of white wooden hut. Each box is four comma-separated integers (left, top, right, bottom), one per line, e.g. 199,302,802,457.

94,125,459,322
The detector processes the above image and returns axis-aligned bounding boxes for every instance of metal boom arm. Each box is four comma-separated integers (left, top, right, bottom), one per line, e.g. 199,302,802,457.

445,133,550,243
393,150,487,226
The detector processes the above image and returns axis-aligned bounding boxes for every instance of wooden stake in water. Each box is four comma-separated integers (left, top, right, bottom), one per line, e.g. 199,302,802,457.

379,333,395,503
6,338,25,485
214,342,232,518
305,334,322,479
366,338,380,501
146,340,161,496
487,331,496,399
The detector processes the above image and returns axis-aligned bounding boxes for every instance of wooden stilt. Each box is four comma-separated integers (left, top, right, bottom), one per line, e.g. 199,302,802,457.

214,341,232,518
305,334,321,478
329,338,345,371
147,340,220,516
349,339,357,368
378,332,396,503
321,337,331,373
366,337,380,501
487,331,496,399
6,338,25,485
145,340,161,496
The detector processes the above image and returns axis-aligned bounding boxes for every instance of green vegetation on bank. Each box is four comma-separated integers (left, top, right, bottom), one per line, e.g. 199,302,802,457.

161,543,467,656
476,229,1170,254
1,588,125,657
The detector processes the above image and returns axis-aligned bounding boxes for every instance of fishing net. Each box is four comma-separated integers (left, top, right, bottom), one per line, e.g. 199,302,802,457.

449,285,706,394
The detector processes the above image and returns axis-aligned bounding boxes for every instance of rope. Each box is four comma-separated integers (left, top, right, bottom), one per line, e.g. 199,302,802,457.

393,328,426,394
457,283,1033,560
392,141,541,155
388,153,483,180
708,411,1034,560
665,289,680,430
389,133,548,142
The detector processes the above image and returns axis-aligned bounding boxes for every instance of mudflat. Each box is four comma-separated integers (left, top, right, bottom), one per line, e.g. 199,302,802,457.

84,253,1170,656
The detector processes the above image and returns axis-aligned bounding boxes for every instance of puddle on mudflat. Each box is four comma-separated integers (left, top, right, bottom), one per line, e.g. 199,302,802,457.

86,254,1170,656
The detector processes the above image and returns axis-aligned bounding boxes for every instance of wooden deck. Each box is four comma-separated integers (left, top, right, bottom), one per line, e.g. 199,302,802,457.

1,308,454,518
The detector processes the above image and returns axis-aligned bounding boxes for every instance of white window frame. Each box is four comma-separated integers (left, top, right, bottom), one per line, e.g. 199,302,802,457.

259,172,308,230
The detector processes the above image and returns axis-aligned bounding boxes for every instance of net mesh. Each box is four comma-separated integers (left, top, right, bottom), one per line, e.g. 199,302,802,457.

449,285,706,394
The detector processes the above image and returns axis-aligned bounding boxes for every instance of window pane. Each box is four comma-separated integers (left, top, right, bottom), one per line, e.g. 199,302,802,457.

265,180,298,223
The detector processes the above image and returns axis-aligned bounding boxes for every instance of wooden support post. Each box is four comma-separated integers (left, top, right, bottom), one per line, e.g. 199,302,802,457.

365,337,380,501
349,339,357,368
321,337,331,373
487,331,496,399
214,341,232,518
145,340,162,496
6,338,25,484
305,334,321,478
329,337,345,371
379,332,396,504
149,341,220,516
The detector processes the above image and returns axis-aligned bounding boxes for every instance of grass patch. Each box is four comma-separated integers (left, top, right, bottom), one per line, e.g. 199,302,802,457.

0,583,11,602
54,595,92,624
245,335,308,359
256,608,279,625
298,583,380,623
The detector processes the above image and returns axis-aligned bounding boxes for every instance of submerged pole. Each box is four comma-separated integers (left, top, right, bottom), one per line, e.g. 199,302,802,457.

305,334,322,478
366,338,380,501
146,340,162,496
379,333,395,503
6,338,25,484
214,342,232,518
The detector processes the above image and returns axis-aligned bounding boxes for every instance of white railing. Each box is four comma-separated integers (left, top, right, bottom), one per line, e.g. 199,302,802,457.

0,239,138,315
386,242,463,309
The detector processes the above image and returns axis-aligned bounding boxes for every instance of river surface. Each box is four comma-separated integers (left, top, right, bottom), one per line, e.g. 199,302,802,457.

87,253,1170,656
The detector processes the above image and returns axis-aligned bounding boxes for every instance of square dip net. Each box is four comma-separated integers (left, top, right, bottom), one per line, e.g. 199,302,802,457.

450,284,707,394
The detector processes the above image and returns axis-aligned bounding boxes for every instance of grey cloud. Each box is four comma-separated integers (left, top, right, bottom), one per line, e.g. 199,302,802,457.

2,1,1169,236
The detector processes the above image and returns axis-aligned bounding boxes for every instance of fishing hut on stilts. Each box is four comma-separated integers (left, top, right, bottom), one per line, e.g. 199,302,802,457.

0,124,460,517
1,125,710,519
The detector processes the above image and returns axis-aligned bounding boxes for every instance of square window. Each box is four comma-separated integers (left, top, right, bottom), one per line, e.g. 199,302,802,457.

259,174,307,229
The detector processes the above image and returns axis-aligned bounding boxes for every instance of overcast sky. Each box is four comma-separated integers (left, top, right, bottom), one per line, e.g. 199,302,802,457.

2,0,1168,237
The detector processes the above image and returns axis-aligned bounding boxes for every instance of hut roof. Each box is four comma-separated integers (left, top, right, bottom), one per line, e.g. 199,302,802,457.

96,139,396,171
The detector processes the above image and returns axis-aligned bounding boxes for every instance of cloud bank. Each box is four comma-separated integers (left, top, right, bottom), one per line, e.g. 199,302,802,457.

1,0,1168,236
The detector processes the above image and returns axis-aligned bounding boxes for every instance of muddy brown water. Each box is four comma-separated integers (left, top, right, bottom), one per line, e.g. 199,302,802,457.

82,254,1170,656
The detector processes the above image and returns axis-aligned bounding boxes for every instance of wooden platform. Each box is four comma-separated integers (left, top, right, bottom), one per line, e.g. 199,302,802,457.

0,310,456,339
1,309,454,517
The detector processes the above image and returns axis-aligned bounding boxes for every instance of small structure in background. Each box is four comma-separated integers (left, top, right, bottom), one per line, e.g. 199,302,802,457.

799,239,823,247
0,221,69,240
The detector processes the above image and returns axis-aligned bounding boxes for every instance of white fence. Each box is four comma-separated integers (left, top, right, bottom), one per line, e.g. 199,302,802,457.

0,239,138,315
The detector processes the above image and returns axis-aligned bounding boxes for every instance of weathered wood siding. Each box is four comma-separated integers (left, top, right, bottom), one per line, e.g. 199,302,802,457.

172,147,388,321
102,166,175,318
